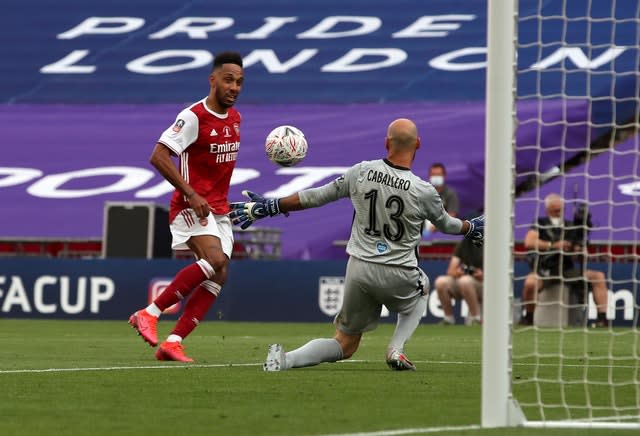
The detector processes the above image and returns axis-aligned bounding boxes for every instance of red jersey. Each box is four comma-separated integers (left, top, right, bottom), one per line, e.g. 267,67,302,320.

158,99,241,222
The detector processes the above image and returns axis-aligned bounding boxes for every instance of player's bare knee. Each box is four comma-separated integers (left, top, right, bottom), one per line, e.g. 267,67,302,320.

202,251,228,274
196,254,228,286
211,264,229,286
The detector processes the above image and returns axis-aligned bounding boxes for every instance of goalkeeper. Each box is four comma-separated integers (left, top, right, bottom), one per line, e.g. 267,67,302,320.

229,118,484,371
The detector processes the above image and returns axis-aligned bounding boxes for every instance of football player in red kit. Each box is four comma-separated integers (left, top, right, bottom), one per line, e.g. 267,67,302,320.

129,51,244,362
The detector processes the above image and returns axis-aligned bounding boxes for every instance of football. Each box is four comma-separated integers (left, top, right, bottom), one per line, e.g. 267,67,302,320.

265,125,308,167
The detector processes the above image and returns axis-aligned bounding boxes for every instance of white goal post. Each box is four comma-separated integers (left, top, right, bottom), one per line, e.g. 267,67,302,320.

482,0,519,426
482,0,640,429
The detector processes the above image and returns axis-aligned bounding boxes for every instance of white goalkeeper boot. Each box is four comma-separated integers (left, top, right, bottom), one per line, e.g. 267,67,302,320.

386,348,416,371
263,343,287,372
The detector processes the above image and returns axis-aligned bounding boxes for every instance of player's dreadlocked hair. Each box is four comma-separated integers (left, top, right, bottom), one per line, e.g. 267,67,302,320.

212,51,243,70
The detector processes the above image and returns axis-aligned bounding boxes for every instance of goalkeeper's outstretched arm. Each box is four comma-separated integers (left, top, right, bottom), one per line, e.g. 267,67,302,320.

257,183,342,215
228,183,340,230
277,193,304,213
229,185,484,246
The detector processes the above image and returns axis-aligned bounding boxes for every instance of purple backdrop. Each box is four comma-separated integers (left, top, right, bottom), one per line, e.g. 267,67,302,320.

2,102,486,259
515,135,640,244
1,101,637,258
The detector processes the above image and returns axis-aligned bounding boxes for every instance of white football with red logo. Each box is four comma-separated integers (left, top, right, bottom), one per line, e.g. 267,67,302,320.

265,125,308,167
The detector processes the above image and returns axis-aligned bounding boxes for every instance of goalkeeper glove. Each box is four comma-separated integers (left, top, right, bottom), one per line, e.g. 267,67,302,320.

464,215,485,246
229,190,282,229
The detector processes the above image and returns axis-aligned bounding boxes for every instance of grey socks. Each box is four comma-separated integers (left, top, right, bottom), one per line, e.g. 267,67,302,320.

388,294,428,352
286,338,344,368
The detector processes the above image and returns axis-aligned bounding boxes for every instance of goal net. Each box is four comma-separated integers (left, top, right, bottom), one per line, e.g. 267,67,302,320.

483,0,640,429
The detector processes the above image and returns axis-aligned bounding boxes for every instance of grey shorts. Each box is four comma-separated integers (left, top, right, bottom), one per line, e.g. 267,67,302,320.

334,256,430,335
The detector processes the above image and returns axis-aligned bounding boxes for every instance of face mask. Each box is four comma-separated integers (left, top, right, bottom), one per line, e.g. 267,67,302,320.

430,175,444,187
549,217,562,226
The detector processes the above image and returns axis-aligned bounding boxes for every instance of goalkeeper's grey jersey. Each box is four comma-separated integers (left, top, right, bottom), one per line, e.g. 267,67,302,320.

299,158,463,267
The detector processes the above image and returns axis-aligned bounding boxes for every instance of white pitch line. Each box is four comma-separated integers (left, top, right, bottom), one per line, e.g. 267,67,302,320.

0,359,405,374
0,362,261,374
319,424,482,436
0,358,636,375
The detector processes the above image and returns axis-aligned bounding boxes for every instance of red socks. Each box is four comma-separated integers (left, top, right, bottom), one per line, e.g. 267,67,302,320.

153,259,221,340
154,260,212,311
171,285,217,339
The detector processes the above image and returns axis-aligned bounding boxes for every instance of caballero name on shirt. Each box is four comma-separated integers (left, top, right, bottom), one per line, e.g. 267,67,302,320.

367,170,411,191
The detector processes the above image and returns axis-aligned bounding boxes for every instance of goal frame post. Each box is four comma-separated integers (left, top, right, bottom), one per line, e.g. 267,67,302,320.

481,0,522,427
482,0,640,430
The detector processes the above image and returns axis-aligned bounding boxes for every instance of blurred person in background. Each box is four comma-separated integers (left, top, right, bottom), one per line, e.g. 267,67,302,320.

434,237,483,325
423,163,459,235
519,193,609,327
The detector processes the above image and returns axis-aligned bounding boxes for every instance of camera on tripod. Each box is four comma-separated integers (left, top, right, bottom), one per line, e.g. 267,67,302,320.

462,264,476,275
568,199,593,247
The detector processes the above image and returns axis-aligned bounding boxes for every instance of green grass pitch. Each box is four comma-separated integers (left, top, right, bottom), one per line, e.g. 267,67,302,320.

0,319,638,436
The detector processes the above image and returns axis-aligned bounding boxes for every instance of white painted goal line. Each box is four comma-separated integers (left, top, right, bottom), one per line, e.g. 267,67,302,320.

319,424,482,436
319,420,640,435
0,358,636,375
